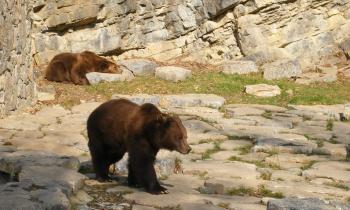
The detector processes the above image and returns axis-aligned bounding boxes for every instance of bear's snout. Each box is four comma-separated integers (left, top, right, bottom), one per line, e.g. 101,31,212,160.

179,144,191,154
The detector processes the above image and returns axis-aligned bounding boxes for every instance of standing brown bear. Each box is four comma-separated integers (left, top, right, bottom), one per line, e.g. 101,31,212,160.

87,99,191,194
45,51,120,85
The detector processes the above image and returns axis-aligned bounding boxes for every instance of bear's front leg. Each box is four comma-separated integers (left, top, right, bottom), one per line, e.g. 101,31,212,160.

142,163,168,195
130,157,168,194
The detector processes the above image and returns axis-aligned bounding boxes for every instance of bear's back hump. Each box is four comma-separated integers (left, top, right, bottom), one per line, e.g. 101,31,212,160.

88,99,139,131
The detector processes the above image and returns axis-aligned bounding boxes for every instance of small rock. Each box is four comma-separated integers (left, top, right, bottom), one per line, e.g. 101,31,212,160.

263,59,302,80
267,198,350,210
86,70,134,85
37,91,55,101
245,84,281,97
155,66,191,82
118,59,158,76
220,60,258,75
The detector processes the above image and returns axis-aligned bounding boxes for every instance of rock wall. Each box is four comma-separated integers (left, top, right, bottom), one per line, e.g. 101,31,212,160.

0,1,36,117
32,0,350,70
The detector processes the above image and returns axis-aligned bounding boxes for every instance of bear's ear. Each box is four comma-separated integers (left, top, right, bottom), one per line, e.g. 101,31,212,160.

98,60,109,71
157,113,171,125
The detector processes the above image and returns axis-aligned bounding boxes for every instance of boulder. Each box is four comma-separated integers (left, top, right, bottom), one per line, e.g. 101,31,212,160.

263,59,302,80
244,84,281,97
155,66,192,82
220,60,258,75
117,59,158,76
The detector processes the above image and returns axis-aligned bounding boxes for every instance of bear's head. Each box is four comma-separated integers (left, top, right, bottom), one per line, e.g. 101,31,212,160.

97,59,120,74
157,114,191,154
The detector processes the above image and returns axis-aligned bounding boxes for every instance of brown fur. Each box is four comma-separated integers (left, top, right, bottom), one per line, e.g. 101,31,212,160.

45,51,120,85
87,99,191,194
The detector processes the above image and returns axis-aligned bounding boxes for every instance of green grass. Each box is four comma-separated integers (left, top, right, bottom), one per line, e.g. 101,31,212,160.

235,144,254,155
247,160,281,170
316,139,324,148
84,72,350,107
260,171,272,180
227,156,281,170
225,185,284,198
324,182,350,191
217,202,230,209
228,156,242,161
301,160,318,170
201,142,221,160
226,186,255,196
257,185,285,198
261,111,273,119
326,119,334,131
265,148,279,156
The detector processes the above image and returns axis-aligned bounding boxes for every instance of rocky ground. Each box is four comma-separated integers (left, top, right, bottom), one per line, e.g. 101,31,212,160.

0,94,350,210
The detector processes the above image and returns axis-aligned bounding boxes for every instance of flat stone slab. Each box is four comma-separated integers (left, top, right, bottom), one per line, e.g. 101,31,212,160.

155,66,192,82
187,132,228,145
220,60,258,75
111,94,225,109
225,104,288,112
0,183,45,210
19,166,87,195
253,137,317,155
225,106,265,117
86,70,134,85
160,94,225,109
0,113,44,131
245,84,281,97
265,180,349,199
71,102,102,115
267,198,350,210
112,94,160,106
183,160,259,180
302,161,350,183
118,59,158,76
0,150,80,175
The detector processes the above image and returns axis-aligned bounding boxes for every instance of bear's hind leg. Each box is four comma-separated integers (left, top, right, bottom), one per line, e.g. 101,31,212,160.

88,130,111,182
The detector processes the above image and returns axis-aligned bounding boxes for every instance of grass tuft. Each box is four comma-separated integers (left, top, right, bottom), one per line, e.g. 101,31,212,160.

225,185,284,198
324,182,350,191
201,142,221,160
301,160,318,170
326,119,334,131
235,144,253,155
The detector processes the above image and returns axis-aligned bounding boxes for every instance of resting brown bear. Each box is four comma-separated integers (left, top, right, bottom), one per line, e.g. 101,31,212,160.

87,99,191,194
45,51,120,85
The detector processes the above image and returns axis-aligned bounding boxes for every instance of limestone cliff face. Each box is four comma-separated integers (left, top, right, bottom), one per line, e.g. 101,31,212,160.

1,0,349,116
32,0,350,70
0,1,36,117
